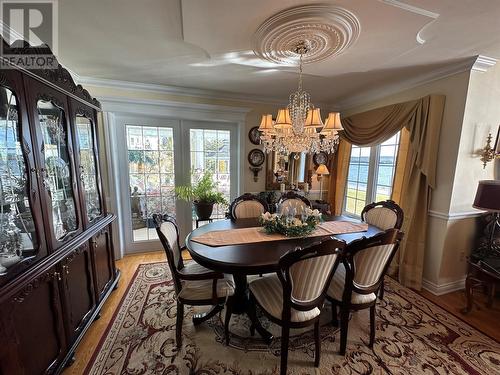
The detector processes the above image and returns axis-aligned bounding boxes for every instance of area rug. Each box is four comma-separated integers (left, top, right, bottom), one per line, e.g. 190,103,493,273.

85,262,500,375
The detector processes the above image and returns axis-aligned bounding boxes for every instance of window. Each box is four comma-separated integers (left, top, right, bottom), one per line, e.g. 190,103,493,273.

127,125,175,241
344,132,400,217
190,129,231,226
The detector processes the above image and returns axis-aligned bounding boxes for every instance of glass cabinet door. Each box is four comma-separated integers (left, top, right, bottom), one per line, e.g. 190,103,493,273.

37,99,78,240
75,115,102,224
0,86,38,274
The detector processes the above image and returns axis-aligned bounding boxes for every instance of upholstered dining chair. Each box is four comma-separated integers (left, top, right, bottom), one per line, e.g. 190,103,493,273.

361,200,404,299
278,191,312,214
245,237,346,375
152,214,235,347
228,193,269,220
326,229,404,355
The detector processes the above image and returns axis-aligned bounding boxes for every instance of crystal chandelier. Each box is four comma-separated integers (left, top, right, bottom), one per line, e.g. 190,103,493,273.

258,41,343,155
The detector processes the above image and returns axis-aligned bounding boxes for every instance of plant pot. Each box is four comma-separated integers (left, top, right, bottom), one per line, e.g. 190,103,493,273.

194,201,214,220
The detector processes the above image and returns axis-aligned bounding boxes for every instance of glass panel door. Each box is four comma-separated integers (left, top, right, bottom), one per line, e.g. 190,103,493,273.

38,100,78,240
75,116,102,223
127,125,175,242
0,86,37,273
190,128,231,228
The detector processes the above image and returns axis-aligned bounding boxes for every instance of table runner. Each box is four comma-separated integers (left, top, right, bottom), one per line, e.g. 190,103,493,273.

190,221,369,247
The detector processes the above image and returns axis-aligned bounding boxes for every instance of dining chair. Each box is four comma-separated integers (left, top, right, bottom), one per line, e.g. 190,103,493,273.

245,237,346,375
326,228,403,355
361,200,404,299
228,193,269,220
152,214,235,347
278,191,312,214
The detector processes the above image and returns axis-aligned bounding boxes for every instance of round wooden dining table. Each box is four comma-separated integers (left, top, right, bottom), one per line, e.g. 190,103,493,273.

186,215,382,341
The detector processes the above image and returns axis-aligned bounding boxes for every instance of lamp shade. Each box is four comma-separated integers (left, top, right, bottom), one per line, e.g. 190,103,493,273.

321,112,343,134
305,108,324,128
258,114,274,132
274,108,292,129
473,180,500,212
316,163,330,175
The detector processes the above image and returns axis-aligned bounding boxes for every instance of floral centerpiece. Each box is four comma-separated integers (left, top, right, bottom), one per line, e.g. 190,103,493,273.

259,208,322,237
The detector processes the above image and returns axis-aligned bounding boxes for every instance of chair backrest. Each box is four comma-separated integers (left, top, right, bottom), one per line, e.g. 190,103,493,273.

361,200,404,230
278,192,311,214
228,193,269,220
153,214,183,293
344,229,403,296
278,238,346,317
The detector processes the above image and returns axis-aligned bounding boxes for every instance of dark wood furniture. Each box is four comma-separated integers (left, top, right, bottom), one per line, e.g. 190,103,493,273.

463,258,500,313
327,229,403,355
152,215,234,347
247,237,345,375
227,193,269,220
360,199,404,299
0,40,118,374
185,216,383,340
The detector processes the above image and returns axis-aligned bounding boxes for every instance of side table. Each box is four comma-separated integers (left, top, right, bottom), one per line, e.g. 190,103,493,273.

462,257,500,314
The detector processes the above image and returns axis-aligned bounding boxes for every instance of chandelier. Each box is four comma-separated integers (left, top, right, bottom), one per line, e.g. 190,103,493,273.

258,41,343,155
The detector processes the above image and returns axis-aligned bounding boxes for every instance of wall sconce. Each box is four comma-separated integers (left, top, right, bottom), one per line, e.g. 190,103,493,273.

249,166,262,182
480,127,500,169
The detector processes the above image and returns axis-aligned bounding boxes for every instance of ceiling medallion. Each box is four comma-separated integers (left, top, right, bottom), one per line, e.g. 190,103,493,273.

252,4,361,65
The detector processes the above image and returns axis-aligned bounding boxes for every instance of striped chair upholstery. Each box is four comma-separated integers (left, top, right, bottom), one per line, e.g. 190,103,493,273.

327,263,377,304
364,207,398,230
160,221,181,268
352,244,395,288
249,274,320,322
280,198,309,214
250,252,338,322
179,275,235,300
234,200,266,219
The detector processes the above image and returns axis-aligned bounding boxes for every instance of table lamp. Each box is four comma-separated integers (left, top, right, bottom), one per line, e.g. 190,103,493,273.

473,180,500,256
316,164,329,201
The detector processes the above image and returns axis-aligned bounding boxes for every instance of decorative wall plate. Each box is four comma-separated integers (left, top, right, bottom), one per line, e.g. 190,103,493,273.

248,148,265,167
313,151,328,166
248,126,261,145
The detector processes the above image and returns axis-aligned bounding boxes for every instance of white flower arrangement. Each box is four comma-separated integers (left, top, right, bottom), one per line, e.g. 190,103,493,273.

259,209,322,237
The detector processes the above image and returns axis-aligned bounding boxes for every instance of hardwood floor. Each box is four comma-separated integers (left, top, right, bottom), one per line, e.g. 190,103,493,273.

64,251,500,374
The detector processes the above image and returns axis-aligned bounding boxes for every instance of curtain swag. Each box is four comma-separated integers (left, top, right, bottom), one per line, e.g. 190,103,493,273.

332,95,446,289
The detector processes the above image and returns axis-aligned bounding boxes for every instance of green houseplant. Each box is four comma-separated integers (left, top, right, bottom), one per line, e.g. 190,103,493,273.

175,171,227,220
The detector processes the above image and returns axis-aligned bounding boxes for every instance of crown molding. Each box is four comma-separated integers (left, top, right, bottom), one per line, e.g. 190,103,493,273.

380,0,439,19
472,55,498,72
334,57,477,111
76,76,291,107
97,96,251,123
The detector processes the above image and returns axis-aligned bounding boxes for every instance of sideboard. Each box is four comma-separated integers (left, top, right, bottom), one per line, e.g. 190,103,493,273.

0,39,119,374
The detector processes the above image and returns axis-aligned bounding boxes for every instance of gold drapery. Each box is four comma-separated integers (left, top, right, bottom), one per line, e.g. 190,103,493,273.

329,95,446,289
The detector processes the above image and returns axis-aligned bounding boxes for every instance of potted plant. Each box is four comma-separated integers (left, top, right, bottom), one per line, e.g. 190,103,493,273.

175,171,228,220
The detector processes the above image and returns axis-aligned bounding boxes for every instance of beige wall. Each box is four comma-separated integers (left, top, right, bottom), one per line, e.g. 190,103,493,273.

343,69,492,290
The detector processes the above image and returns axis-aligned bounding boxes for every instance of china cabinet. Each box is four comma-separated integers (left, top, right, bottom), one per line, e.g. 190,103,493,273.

0,39,119,374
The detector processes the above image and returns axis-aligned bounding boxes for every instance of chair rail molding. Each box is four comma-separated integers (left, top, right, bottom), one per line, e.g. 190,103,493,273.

428,209,484,221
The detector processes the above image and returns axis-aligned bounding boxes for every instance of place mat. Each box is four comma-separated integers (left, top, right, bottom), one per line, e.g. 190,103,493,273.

190,220,368,247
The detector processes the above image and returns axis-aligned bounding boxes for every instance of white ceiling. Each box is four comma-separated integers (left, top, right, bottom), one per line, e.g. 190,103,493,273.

58,0,500,106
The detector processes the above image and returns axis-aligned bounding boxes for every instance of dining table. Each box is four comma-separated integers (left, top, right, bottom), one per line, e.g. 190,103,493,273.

185,215,383,342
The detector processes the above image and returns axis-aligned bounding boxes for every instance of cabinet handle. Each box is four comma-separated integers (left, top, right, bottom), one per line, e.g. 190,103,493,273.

62,265,70,275
91,239,98,248
53,271,61,281
79,165,85,183
30,167,40,178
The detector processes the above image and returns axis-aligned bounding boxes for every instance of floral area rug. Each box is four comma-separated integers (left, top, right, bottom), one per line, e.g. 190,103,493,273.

85,262,500,374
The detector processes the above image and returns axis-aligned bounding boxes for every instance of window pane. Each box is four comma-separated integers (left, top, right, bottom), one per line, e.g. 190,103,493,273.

127,125,176,242
343,145,371,216
375,132,400,202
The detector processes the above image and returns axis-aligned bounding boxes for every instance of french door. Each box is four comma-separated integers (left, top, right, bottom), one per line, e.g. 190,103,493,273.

115,116,238,253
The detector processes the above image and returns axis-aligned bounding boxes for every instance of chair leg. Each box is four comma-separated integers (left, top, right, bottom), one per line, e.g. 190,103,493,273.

339,306,350,355
369,304,376,348
331,301,338,327
176,302,184,348
379,279,385,300
224,298,233,346
280,326,290,375
314,320,320,367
